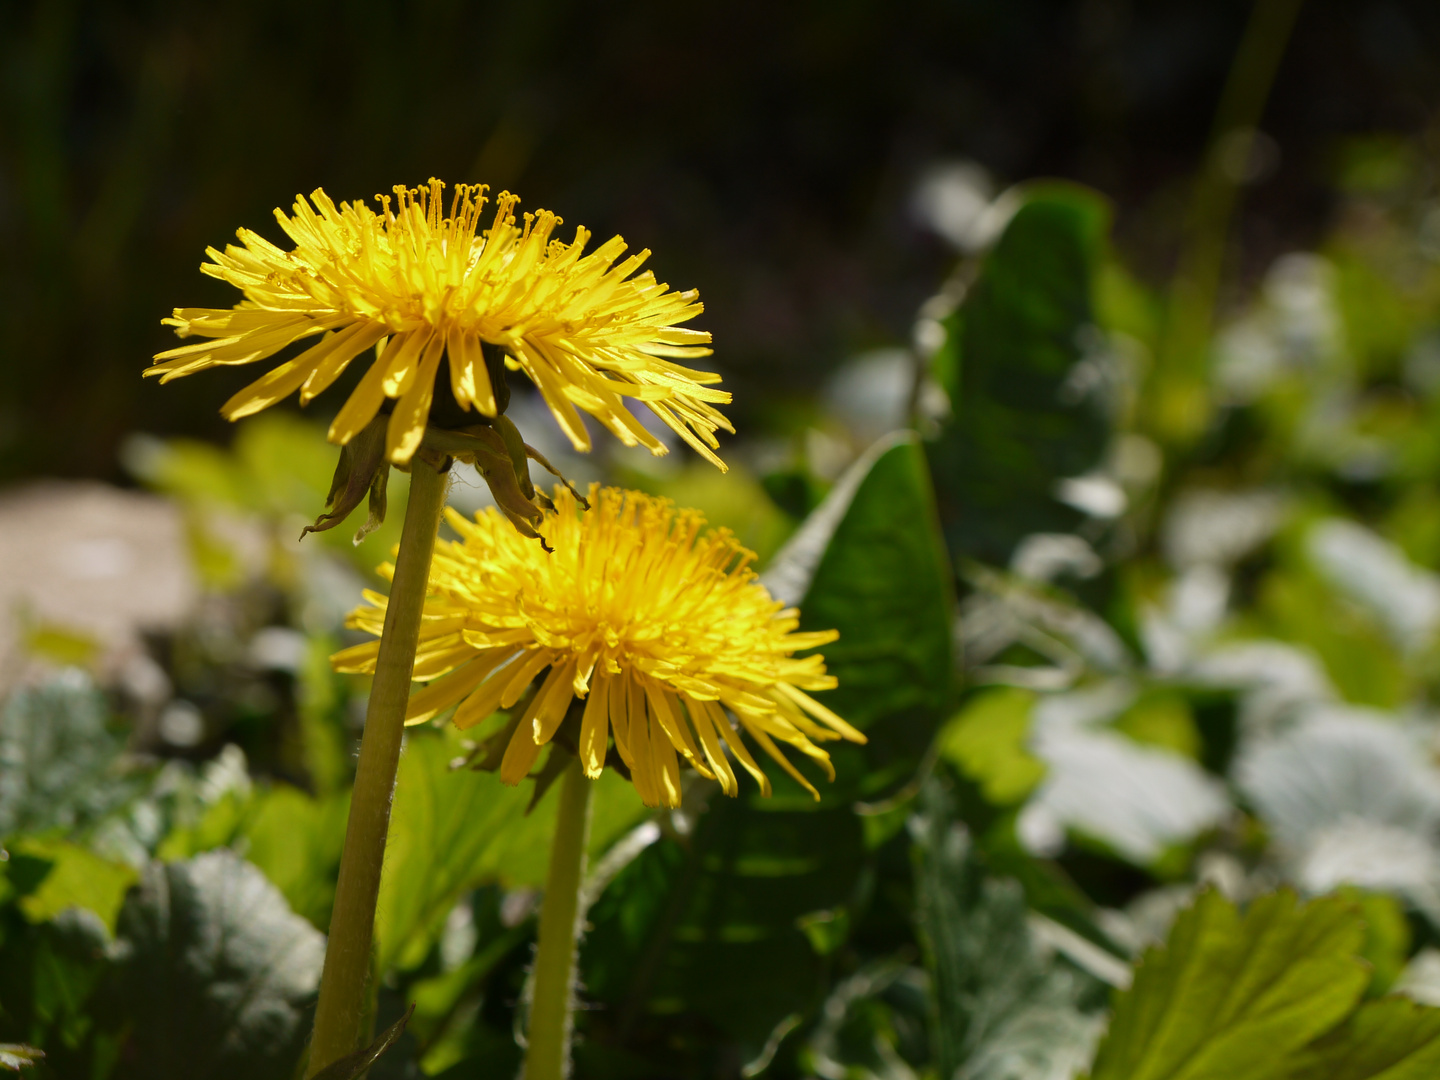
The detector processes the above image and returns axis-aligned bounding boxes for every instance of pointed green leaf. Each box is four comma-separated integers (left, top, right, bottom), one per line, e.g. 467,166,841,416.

926,184,1112,564
783,432,954,799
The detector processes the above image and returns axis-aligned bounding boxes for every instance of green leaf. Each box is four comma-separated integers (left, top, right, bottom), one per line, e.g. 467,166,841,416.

108,850,325,1080
127,413,411,578
407,912,528,1069
8,838,137,932
242,784,349,932
1346,890,1411,997
1112,691,1203,760
1085,890,1371,1080
911,778,1099,1079
0,903,113,1074
578,436,949,1063
375,730,643,974
296,633,352,798
153,789,250,861
926,183,1113,564
584,796,866,1048
0,671,139,838
1287,997,1440,1080
788,433,954,800
938,687,1046,805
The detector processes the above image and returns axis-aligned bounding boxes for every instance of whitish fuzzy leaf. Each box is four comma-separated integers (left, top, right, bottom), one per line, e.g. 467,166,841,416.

0,671,138,837
1085,890,1369,1080
109,850,325,1080
1307,519,1440,653
961,1004,1104,1080
912,779,1100,1079
1397,949,1440,1007
0,1045,43,1071
1018,726,1229,864
1234,708,1440,906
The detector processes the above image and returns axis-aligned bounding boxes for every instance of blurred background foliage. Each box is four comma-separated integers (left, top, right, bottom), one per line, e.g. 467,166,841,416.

8,0,1440,1078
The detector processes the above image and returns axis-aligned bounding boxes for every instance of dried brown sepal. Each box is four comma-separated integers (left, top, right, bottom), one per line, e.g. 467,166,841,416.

491,414,537,499
301,412,392,544
522,441,590,508
421,426,553,551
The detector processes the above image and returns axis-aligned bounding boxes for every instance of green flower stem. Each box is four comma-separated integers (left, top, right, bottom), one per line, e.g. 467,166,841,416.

307,454,449,1076
526,755,595,1080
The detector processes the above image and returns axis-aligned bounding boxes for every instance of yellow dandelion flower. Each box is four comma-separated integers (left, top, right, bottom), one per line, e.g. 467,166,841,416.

332,485,863,808
148,179,732,468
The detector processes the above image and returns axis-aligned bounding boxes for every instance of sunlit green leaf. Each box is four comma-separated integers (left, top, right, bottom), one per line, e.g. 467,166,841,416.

938,687,1046,805
375,729,643,974
242,784,349,932
153,790,249,861
8,838,136,933
1085,890,1370,1080
296,633,352,797
1112,691,1202,760
1287,996,1440,1080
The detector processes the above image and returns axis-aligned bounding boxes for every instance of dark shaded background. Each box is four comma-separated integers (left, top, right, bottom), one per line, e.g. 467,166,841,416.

2,0,1438,482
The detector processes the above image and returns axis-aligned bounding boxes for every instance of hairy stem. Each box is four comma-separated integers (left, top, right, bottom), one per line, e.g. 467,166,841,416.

307,455,449,1076
525,755,594,1080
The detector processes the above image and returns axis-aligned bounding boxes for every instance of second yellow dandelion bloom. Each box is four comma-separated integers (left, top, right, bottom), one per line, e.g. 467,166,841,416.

149,180,732,468
333,485,863,807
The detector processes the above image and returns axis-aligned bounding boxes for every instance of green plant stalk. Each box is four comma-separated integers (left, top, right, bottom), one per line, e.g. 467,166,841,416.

306,454,449,1076
1151,0,1306,443
525,755,594,1080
